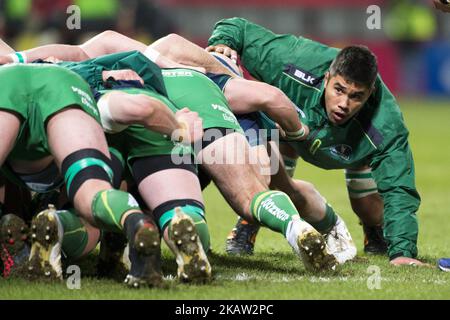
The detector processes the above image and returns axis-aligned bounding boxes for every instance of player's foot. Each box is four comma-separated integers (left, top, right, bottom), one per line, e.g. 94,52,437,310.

97,231,129,281
0,214,30,278
25,205,63,280
225,217,260,255
323,215,357,264
363,224,388,255
168,207,211,283
438,258,450,272
289,219,338,272
124,219,163,288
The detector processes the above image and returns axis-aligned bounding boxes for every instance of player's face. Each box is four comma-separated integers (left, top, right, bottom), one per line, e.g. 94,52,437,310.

324,73,373,125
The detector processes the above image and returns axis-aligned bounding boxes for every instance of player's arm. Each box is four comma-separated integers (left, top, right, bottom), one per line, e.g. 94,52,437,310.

207,17,299,84
80,30,195,69
224,78,308,139
99,89,202,143
207,17,337,86
0,30,199,70
370,130,421,265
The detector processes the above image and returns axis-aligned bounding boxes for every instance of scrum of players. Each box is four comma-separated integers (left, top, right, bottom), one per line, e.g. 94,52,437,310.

0,15,433,288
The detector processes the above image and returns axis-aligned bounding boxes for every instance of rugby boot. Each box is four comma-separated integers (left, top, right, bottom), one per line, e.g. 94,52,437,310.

363,224,388,255
168,207,211,283
0,214,30,278
225,217,259,255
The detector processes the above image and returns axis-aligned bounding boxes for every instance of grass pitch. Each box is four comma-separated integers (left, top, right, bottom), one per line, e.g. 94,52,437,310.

1,98,450,300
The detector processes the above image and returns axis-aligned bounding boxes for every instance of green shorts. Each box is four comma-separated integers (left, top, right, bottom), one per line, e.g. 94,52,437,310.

98,88,194,170
162,68,243,133
0,64,99,161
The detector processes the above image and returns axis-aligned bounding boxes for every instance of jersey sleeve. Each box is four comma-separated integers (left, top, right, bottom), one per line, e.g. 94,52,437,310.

208,17,338,84
60,60,105,92
369,87,420,260
63,51,167,96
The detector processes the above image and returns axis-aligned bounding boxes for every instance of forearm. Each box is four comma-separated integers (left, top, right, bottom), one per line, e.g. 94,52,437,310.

381,188,420,259
106,91,180,137
81,30,185,69
80,30,147,58
261,89,303,134
225,78,305,135
140,100,181,137
23,44,89,62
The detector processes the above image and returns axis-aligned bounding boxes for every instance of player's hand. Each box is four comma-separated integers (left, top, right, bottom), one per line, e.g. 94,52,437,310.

434,0,450,12
390,257,430,267
205,44,238,64
0,55,13,65
174,107,204,144
102,69,144,85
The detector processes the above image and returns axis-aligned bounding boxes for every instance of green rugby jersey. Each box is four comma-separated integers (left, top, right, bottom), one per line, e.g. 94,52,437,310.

59,50,167,96
209,17,420,260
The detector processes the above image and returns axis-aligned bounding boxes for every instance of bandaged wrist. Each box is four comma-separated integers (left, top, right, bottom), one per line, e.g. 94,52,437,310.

285,126,306,140
8,52,27,63
144,47,161,63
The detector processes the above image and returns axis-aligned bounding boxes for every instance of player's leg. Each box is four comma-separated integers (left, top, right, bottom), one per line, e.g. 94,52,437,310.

0,110,21,166
163,70,336,271
227,141,357,264
198,132,337,272
27,67,161,287
43,107,161,287
345,167,387,254
0,213,29,278
98,83,212,282
131,155,212,283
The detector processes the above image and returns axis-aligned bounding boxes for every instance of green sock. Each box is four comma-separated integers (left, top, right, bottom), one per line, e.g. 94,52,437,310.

250,190,301,236
309,204,338,234
91,190,141,233
56,208,89,260
159,205,210,252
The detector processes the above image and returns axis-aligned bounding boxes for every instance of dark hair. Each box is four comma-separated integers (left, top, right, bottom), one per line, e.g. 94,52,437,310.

329,45,378,88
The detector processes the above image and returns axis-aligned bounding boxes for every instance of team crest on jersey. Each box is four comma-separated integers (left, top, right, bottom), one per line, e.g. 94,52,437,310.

283,64,323,88
329,144,352,161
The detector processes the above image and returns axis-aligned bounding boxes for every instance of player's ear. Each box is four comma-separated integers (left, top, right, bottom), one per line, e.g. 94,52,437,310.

324,71,330,86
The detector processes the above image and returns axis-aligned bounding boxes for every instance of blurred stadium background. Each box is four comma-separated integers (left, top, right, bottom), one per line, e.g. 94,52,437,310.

0,0,449,97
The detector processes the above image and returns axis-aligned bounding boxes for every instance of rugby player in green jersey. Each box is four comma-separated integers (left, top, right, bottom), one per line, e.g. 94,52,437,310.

75,30,356,265
206,18,423,266
9,44,340,272
0,61,167,287
76,53,338,273
64,51,212,283
0,48,212,284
